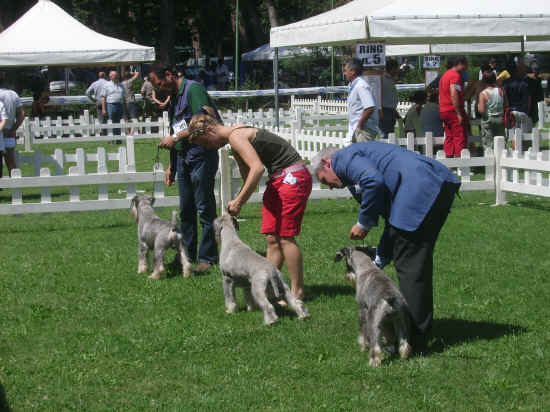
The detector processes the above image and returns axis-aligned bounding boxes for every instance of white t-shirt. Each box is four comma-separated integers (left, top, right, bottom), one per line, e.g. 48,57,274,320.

347,77,379,142
0,88,22,130
0,100,7,144
100,81,126,104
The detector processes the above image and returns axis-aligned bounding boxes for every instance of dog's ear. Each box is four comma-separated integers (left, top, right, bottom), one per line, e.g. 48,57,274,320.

355,245,377,261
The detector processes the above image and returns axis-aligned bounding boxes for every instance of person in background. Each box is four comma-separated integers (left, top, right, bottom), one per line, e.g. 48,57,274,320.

439,56,469,157
86,71,108,124
140,76,155,118
503,60,532,134
478,72,505,153
216,59,229,90
0,99,8,181
0,74,25,178
421,89,444,138
122,70,140,121
344,58,379,143
379,59,400,139
399,58,414,74
404,91,426,137
527,61,544,126
31,90,49,118
479,58,497,80
101,70,127,143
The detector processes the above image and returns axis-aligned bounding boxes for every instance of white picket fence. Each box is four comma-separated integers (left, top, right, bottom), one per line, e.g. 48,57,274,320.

15,111,170,151
290,95,413,119
3,115,550,214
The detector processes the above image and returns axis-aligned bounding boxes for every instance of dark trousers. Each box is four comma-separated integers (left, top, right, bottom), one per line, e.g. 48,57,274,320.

176,153,219,264
380,181,459,339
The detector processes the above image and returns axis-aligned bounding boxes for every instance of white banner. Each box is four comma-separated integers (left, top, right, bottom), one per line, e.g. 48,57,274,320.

423,56,441,69
356,43,386,67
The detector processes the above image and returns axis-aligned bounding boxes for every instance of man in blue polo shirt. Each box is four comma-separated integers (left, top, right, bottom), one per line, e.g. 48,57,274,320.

312,142,460,353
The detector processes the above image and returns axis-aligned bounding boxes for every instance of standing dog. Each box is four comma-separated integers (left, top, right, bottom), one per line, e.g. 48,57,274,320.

130,195,192,279
214,213,310,325
334,246,412,367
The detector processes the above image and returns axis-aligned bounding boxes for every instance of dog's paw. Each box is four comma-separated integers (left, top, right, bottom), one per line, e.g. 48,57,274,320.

264,317,279,326
137,264,148,274
148,272,164,280
225,304,238,314
399,341,412,360
369,347,383,367
182,264,193,278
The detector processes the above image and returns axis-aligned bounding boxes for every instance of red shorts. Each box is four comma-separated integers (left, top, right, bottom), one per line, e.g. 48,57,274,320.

261,167,312,237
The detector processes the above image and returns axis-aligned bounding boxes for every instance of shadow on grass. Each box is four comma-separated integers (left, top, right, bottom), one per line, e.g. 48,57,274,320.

0,381,11,412
2,220,131,234
429,318,527,357
305,283,355,301
507,198,550,212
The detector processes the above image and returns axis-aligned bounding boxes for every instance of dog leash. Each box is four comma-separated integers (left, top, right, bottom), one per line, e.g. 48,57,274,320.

151,144,162,202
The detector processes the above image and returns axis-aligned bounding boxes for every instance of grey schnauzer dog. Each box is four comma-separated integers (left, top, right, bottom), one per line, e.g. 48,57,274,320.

214,213,310,326
334,246,412,367
130,195,192,280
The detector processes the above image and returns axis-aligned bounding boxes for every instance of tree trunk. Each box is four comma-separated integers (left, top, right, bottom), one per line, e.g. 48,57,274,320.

159,0,176,65
262,0,279,27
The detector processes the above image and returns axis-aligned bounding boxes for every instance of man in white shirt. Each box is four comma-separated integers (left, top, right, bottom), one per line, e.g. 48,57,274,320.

0,75,25,177
344,58,379,144
86,71,108,123
100,70,127,143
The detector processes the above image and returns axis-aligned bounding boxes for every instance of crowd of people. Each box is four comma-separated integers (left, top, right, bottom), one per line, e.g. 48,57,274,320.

345,55,547,158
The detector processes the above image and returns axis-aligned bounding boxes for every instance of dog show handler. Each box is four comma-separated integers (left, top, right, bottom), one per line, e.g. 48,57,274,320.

188,110,312,301
152,65,221,273
311,142,460,352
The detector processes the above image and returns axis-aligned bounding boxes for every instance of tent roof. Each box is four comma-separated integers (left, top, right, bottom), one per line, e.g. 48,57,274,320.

270,0,550,48
0,0,155,67
242,43,329,61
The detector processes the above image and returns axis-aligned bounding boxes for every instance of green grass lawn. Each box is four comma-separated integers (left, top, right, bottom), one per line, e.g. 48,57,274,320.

1,191,550,411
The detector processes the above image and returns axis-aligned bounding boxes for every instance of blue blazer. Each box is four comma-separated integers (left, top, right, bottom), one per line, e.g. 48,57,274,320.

332,142,460,232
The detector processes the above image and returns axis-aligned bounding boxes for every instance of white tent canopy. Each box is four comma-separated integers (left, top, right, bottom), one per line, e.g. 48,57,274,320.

0,0,155,67
386,41,550,56
270,0,550,48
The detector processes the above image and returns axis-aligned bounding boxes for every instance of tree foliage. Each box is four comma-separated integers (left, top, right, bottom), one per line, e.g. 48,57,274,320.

0,0,352,62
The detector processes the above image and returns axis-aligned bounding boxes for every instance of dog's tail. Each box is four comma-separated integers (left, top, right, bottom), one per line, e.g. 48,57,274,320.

269,268,283,298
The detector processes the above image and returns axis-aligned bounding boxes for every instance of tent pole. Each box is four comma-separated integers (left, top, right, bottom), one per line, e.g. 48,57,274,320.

521,35,526,55
330,0,335,88
235,0,239,90
64,68,69,95
273,47,279,129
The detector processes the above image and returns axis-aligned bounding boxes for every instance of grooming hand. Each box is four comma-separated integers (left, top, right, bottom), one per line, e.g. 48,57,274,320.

349,224,368,240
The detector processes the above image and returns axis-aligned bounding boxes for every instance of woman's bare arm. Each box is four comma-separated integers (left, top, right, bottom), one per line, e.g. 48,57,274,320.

228,128,264,207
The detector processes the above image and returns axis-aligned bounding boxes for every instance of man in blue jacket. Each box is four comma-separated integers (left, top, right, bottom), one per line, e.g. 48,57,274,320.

312,142,460,352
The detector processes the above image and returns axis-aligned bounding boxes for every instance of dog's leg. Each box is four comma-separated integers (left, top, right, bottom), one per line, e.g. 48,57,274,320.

280,279,310,320
137,240,149,274
222,273,238,314
149,247,166,280
358,306,369,352
244,286,258,312
395,311,412,360
179,246,193,278
367,307,384,367
252,276,278,326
